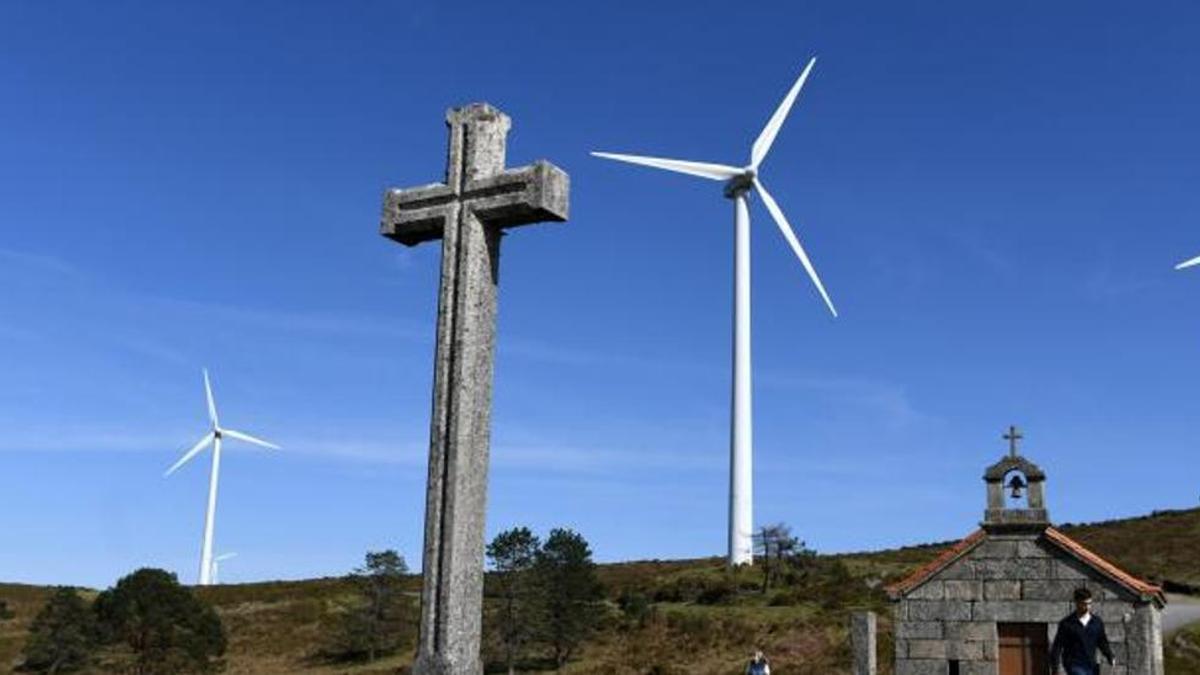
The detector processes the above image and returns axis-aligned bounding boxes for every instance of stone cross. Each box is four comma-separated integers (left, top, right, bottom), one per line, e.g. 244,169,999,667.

380,103,569,675
1003,424,1023,458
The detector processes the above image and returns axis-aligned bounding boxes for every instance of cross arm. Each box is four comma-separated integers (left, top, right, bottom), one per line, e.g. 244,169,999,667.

465,160,569,230
381,182,457,247
381,160,569,248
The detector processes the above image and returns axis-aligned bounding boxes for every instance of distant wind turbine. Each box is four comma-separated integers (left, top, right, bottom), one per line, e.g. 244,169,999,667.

211,552,237,585
166,369,279,586
1176,255,1200,270
593,57,836,566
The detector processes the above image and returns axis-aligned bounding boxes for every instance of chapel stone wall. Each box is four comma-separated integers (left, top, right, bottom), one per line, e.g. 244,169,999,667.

893,533,1161,675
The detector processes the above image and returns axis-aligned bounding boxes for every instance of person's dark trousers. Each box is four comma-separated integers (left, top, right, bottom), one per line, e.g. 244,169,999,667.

1065,664,1098,675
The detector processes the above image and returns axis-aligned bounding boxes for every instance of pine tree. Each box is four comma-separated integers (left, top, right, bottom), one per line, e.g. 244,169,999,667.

754,523,800,593
532,528,604,671
486,527,541,675
329,550,412,662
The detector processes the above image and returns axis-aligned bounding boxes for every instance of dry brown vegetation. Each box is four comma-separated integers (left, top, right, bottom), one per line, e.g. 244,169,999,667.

3,507,1198,673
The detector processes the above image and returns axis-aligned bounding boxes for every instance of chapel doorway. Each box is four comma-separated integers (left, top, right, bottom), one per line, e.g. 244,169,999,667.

998,623,1049,675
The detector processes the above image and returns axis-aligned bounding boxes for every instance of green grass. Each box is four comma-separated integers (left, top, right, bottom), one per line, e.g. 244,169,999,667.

1168,621,1200,674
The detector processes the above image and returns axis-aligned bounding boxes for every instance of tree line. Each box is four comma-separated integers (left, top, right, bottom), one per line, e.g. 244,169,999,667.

4,527,602,673
321,527,606,672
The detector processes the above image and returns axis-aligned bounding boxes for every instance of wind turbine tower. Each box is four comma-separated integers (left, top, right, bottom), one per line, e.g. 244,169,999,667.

166,370,279,585
593,58,837,566
211,553,237,585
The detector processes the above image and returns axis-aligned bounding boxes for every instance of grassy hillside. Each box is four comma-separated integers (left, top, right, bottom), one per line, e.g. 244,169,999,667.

1170,622,1200,673
0,585,54,673
1056,508,1200,589
2,507,1198,673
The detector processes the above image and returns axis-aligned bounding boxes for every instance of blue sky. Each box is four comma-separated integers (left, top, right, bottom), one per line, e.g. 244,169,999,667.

2,1,1199,588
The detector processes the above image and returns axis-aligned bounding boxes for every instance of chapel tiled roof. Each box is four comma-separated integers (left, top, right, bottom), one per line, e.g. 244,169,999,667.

1042,526,1165,605
885,527,1165,607
884,529,986,597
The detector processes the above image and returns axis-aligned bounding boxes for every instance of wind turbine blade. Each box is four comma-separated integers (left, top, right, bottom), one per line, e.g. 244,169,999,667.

1176,255,1200,270
222,428,281,450
591,152,742,181
164,432,215,477
751,57,817,169
753,179,838,317
215,553,237,562
203,369,219,427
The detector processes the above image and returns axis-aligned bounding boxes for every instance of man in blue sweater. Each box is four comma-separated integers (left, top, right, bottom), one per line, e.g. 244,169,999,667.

1049,587,1116,675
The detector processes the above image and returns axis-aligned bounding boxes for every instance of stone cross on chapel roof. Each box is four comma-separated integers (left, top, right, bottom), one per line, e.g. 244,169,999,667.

1003,424,1023,458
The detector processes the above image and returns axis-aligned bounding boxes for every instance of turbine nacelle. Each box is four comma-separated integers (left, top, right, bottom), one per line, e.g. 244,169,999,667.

592,57,835,317
164,369,281,478
723,171,756,199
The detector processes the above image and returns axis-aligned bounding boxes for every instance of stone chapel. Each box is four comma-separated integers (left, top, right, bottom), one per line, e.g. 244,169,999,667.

885,429,1166,675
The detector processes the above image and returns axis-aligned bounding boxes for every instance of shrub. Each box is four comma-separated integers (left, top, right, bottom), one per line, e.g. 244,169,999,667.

694,577,737,605
20,587,98,673
616,590,653,626
94,568,225,674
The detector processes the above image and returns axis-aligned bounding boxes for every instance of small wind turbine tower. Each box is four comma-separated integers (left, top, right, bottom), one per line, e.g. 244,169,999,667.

211,553,237,585
166,370,279,586
593,58,836,566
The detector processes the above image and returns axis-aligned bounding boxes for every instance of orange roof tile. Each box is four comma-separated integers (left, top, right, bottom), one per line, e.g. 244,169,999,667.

1043,527,1165,606
885,529,986,597
885,527,1165,607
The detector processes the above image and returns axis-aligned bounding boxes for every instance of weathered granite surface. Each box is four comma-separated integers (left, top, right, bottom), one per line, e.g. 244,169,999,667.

381,103,568,675
852,610,878,675
893,533,1162,675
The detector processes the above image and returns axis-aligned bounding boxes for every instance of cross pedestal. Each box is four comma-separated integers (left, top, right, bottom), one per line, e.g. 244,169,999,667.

380,103,569,675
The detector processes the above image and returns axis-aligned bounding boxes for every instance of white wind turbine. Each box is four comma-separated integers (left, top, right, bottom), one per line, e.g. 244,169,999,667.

210,552,237,585
166,370,279,585
1176,254,1200,270
593,58,836,566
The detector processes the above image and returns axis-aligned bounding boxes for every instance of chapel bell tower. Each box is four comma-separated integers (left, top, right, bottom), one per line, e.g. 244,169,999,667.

982,425,1049,532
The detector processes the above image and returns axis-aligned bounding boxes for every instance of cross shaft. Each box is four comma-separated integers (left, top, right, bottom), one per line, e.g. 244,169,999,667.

380,103,568,675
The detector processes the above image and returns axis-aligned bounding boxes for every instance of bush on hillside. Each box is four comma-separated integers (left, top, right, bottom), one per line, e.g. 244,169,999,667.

615,590,653,627
650,570,745,604
94,568,225,674
19,587,98,673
